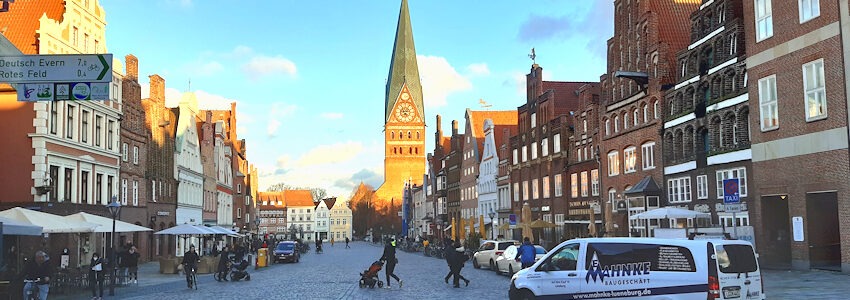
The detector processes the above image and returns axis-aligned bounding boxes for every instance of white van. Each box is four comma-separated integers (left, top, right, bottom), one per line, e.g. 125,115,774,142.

509,237,764,300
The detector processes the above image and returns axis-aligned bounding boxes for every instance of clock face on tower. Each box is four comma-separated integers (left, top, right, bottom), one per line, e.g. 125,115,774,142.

396,102,415,123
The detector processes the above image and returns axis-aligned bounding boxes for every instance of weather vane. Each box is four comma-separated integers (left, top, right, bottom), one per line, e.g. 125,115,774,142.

479,98,492,110
529,48,536,64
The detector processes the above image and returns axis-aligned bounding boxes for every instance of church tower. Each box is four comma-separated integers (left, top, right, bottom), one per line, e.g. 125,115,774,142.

375,0,425,205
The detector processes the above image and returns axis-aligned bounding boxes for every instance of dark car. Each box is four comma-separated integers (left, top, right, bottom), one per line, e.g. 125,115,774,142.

273,241,300,263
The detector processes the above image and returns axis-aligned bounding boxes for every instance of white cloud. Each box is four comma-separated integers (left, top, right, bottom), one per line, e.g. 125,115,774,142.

297,141,363,167
195,90,235,110
466,63,491,76
321,112,344,120
266,103,297,137
242,55,297,80
417,55,472,108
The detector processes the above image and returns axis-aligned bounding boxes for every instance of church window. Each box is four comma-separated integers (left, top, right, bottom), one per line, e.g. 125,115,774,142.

417,131,420,139
408,131,412,139
391,132,395,139
399,131,403,139
393,148,397,154
409,147,413,154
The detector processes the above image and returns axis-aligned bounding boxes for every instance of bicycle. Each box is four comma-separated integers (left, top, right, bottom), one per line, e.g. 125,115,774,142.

23,278,43,300
183,264,198,290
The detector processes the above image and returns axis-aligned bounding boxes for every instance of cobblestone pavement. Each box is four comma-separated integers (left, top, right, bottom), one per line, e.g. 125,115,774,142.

50,242,850,299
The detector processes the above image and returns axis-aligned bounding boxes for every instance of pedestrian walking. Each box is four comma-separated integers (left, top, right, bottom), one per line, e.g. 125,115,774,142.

379,238,403,289
516,237,536,269
216,245,230,282
345,237,351,249
125,246,140,284
444,241,470,288
330,237,335,247
90,252,104,300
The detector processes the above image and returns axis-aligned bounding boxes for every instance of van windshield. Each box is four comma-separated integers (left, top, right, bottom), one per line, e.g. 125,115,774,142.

715,244,758,273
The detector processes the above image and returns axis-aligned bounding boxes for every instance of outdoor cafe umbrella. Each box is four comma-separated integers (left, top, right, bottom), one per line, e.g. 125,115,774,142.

64,212,152,233
0,216,42,236
0,207,97,233
155,224,214,236
528,219,557,229
629,207,710,220
521,203,533,242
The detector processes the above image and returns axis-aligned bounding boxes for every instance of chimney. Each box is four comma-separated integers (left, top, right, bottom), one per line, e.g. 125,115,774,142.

434,114,443,149
125,54,138,81
451,120,458,136
149,74,165,103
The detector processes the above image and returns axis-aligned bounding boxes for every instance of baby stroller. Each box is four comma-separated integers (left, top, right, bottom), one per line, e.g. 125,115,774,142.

358,260,384,288
228,258,251,281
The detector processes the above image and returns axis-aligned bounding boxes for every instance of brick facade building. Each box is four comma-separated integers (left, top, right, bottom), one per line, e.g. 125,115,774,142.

662,0,752,236
142,74,178,257
565,83,602,238
118,54,151,261
744,0,850,272
601,0,699,237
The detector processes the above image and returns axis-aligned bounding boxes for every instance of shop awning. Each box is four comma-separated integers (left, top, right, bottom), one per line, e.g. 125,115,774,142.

0,207,97,233
64,212,153,233
624,176,662,195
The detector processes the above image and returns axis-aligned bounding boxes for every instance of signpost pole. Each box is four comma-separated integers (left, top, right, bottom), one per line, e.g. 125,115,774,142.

732,211,738,239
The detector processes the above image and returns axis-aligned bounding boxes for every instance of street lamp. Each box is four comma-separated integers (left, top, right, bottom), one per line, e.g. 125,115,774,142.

106,198,121,296
488,211,496,240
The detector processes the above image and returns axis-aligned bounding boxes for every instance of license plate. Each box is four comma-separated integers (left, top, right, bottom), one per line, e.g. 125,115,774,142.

723,287,741,299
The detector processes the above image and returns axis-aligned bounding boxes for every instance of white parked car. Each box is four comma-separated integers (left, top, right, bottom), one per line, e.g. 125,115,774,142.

473,240,519,271
495,244,547,276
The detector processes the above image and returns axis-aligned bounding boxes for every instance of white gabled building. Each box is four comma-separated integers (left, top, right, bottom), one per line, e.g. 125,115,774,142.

315,198,331,241
478,119,499,235
175,92,204,255
214,121,233,227
285,190,316,242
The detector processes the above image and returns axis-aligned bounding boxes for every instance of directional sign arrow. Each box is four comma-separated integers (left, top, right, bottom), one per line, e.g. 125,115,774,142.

0,53,113,84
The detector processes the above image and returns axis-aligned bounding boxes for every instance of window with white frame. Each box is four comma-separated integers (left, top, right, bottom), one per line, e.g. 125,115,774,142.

720,214,750,227
591,169,599,196
132,180,138,206
624,146,637,173
122,143,128,162
577,149,582,162
614,116,620,132
633,109,639,126
554,174,563,197
623,113,629,129
799,0,820,23
571,173,578,198
696,175,709,199
758,75,779,130
653,101,659,119
513,182,520,202
755,0,773,41
554,134,561,152
121,179,128,205
642,105,648,124
605,119,610,135
608,188,617,212
133,146,139,165
584,147,589,161
542,176,550,198
803,59,827,121
716,167,747,199
523,181,529,200
608,151,620,176
580,171,589,197
531,142,538,160
522,146,528,162
667,176,692,203
532,178,539,199
541,138,549,156
583,119,587,132
531,113,537,128
513,149,518,165
641,142,655,169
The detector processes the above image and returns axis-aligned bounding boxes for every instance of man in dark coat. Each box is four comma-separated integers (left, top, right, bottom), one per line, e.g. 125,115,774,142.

445,241,470,288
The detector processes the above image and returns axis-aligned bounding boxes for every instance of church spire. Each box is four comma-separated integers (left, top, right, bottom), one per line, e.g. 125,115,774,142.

385,0,423,122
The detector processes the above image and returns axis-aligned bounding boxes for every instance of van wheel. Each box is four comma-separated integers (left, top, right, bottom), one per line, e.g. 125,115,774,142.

519,290,536,300
473,259,480,269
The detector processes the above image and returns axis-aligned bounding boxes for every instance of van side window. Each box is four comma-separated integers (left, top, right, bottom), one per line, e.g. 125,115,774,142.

714,244,757,273
540,243,579,271
586,243,696,273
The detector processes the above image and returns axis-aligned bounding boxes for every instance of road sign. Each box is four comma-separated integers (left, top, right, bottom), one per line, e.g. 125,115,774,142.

723,178,741,204
0,54,112,84
17,82,109,101
397,211,403,217
724,204,743,213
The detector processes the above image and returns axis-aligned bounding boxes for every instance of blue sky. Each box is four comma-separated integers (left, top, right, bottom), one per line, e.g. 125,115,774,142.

101,0,613,200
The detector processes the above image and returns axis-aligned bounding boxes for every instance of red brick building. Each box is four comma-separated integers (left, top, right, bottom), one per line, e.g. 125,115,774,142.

142,74,178,257
565,83,602,238
600,0,699,237
459,110,516,222
427,115,452,238
743,0,850,272
118,55,152,260
510,64,590,246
